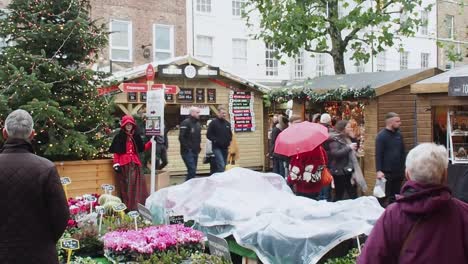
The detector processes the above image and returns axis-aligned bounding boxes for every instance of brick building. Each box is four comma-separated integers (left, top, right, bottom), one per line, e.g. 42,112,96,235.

436,0,468,69
0,0,187,72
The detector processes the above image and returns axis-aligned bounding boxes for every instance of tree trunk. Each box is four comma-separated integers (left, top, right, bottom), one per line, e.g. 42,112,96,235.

332,50,346,74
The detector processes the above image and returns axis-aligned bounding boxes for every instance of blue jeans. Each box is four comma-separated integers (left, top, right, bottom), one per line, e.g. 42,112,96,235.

181,150,198,181
272,158,286,178
212,148,228,173
319,185,332,201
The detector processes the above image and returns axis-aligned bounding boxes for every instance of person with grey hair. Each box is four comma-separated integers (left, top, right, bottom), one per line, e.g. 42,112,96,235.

358,143,468,264
207,105,232,173
375,112,405,206
179,106,201,181
0,109,69,263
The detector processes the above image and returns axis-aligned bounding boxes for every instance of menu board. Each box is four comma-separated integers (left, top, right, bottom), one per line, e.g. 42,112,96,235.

229,91,255,132
128,92,137,102
140,92,147,102
207,89,216,103
177,88,194,103
196,88,205,103
165,93,174,102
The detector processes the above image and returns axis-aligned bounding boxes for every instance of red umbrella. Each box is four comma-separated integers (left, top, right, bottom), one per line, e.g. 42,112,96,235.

274,121,329,157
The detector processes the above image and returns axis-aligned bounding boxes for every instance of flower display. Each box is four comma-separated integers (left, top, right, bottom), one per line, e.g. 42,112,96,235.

68,194,100,218
102,225,205,261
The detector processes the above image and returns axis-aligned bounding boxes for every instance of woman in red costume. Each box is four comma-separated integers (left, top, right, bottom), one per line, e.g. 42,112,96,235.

109,115,151,210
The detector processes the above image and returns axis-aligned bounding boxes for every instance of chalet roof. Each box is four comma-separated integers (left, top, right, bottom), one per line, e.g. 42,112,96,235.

106,55,270,93
411,65,468,94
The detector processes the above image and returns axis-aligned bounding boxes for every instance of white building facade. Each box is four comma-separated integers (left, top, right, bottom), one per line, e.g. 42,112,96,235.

187,0,439,85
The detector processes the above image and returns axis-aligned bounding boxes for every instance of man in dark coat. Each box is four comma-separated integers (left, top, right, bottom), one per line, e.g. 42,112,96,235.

0,109,69,264
207,106,232,173
179,107,201,181
375,112,406,206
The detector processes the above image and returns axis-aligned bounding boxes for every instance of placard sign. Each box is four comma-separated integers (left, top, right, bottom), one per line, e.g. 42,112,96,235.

128,211,140,219
207,234,232,263
61,177,71,185
61,238,80,250
196,88,205,103
137,203,153,222
146,88,165,136
449,76,468,96
169,215,184,225
180,105,210,116
177,88,194,103
112,203,127,212
140,92,147,101
165,93,174,102
207,89,216,103
128,92,137,102
229,91,255,132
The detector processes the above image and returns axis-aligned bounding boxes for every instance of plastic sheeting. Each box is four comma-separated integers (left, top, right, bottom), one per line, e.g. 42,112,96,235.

146,168,384,264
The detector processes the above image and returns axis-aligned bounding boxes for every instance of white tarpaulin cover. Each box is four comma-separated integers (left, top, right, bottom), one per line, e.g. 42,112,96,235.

146,168,384,264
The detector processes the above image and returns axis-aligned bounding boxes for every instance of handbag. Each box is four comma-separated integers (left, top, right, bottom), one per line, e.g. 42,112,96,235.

225,155,238,171
320,167,333,186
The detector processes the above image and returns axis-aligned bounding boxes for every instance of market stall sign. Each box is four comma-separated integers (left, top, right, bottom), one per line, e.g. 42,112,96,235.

146,64,155,81
121,83,148,92
207,89,216,103
137,203,153,222
207,234,232,263
169,215,184,225
177,88,194,103
196,88,205,103
151,84,179,94
146,88,165,136
229,91,256,132
180,105,210,115
128,92,138,102
97,85,121,96
158,64,219,79
449,76,468,96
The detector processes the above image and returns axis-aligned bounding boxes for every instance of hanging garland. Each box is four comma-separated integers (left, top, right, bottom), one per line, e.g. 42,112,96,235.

267,85,376,104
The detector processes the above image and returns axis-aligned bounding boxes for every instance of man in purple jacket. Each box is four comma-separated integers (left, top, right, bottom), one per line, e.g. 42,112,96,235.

358,143,468,264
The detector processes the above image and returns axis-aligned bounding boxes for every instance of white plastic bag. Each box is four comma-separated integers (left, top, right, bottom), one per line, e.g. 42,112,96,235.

373,178,387,198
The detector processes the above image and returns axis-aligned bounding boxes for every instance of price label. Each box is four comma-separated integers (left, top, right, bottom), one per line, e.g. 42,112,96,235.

169,215,184,225
113,203,127,212
128,211,140,219
101,184,115,192
96,206,105,215
85,196,97,203
60,177,71,185
61,238,80,250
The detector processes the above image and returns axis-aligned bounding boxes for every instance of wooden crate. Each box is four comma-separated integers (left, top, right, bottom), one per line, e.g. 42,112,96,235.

55,159,115,198
145,170,171,193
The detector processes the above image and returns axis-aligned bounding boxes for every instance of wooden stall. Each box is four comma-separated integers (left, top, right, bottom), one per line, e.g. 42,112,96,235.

277,68,440,192
109,56,270,176
411,66,468,199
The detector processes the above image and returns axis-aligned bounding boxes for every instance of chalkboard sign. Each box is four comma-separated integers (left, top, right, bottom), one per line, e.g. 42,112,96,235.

140,92,147,101
138,203,153,221
101,184,115,192
169,215,184,225
207,234,232,262
196,88,205,103
165,93,174,102
128,92,138,102
60,177,71,185
449,77,468,96
207,89,216,103
85,195,97,203
61,238,80,250
113,203,127,212
177,88,194,103
128,211,140,219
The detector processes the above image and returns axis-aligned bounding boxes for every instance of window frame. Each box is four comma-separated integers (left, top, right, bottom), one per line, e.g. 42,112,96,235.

153,24,175,62
265,43,278,76
109,19,133,62
420,53,430,69
420,10,429,36
400,51,409,70
316,53,326,77
232,0,245,17
196,35,214,62
294,50,304,79
355,61,365,73
376,52,386,72
446,15,455,39
232,38,248,66
196,0,212,14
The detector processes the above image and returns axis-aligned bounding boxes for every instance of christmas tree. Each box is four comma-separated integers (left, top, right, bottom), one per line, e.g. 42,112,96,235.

0,0,114,160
